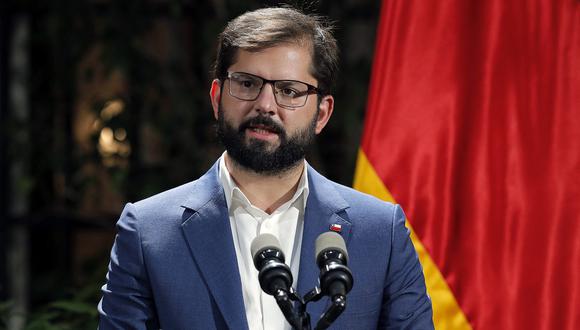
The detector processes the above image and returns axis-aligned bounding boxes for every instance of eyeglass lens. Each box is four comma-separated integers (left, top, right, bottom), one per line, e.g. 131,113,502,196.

228,72,311,108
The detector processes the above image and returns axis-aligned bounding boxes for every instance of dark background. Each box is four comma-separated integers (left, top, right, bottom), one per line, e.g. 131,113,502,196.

0,0,380,328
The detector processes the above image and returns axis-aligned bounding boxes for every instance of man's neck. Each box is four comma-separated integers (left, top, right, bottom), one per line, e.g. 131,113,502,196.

224,153,305,214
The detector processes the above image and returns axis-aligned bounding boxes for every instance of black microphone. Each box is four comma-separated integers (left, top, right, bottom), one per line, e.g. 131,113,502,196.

314,232,353,329
251,233,293,295
315,231,354,299
251,234,303,329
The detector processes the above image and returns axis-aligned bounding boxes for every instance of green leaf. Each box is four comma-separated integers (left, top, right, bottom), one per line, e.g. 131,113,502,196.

49,301,97,316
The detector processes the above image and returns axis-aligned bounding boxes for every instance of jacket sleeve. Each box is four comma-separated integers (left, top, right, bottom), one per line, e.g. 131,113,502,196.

98,203,159,330
379,204,434,329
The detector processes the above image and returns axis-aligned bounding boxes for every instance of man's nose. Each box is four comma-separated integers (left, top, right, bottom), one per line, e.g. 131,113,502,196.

253,83,278,115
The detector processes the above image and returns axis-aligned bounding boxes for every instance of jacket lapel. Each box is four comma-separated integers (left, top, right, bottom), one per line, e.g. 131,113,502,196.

180,162,248,330
297,166,352,323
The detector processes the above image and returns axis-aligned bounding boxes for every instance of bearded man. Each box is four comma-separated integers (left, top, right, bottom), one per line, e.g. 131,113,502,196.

98,6,433,330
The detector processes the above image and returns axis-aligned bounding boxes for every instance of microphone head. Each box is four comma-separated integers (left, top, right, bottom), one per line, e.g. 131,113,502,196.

251,233,283,260
251,234,293,295
315,231,349,263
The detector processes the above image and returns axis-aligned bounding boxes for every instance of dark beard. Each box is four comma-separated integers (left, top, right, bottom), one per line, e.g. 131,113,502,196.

216,108,317,175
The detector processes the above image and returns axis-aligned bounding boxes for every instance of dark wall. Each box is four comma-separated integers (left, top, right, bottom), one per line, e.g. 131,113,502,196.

0,10,10,303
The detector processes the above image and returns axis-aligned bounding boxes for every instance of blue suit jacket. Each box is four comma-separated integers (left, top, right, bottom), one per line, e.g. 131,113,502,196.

98,161,433,329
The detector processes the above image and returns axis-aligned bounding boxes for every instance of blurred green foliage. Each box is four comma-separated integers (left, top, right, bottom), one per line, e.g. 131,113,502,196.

1,255,105,329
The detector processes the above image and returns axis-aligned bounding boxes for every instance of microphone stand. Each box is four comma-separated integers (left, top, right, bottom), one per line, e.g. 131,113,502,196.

275,286,347,330
273,287,311,330
312,295,346,330
273,288,307,330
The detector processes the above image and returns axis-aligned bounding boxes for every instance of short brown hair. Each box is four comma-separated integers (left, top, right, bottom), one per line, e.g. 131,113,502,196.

212,7,338,95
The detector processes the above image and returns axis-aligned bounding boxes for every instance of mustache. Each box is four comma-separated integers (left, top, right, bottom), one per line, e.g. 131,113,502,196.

239,116,285,135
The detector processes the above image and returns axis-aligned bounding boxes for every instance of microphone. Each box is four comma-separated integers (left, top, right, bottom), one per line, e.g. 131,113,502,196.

315,231,353,299
251,234,302,328
314,232,353,329
251,233,293,295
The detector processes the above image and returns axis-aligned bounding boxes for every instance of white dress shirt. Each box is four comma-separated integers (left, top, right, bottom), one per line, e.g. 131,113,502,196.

218,154,309,330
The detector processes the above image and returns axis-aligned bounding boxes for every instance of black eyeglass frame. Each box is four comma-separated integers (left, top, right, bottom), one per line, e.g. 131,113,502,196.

225,71,321,109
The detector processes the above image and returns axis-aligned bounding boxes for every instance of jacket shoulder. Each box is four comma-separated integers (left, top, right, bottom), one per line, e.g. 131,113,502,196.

132,181,198,219
310,169,399,218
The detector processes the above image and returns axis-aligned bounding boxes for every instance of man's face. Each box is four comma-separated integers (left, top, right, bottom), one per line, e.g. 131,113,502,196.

210,44,334,174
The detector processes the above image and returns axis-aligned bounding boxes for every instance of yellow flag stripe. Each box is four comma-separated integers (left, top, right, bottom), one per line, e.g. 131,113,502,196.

353,149,472,329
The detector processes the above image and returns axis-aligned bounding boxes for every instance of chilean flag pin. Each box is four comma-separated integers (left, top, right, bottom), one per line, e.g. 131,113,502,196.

329,224,342,233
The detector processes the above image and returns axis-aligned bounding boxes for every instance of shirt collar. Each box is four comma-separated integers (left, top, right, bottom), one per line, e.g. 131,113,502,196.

218,152,310,213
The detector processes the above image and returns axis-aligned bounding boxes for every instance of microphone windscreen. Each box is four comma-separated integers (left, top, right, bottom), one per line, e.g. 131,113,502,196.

251,233,282,259
315,232,349,262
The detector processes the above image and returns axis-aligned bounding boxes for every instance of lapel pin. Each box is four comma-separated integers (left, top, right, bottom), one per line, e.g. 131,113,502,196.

329,224,342,233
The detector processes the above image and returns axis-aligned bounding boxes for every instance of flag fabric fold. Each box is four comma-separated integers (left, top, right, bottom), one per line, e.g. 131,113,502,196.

354,0,580,329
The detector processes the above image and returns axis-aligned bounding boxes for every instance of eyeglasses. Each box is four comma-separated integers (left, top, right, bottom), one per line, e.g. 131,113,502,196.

226,72,320,109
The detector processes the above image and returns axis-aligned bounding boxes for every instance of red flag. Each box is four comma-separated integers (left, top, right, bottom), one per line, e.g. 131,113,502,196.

354,0,580,329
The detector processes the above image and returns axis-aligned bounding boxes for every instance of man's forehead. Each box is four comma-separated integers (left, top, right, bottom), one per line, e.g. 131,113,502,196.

228,45,316,83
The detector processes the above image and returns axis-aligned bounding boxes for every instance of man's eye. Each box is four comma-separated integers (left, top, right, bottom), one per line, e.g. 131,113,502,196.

240,80,256,88
280,88,299,97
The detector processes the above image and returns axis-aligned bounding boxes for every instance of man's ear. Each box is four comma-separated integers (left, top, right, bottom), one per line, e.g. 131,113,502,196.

210,79,222,120
314,95,334,134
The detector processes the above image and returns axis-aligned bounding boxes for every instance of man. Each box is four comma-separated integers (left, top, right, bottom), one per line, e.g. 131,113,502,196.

98,6,433,330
